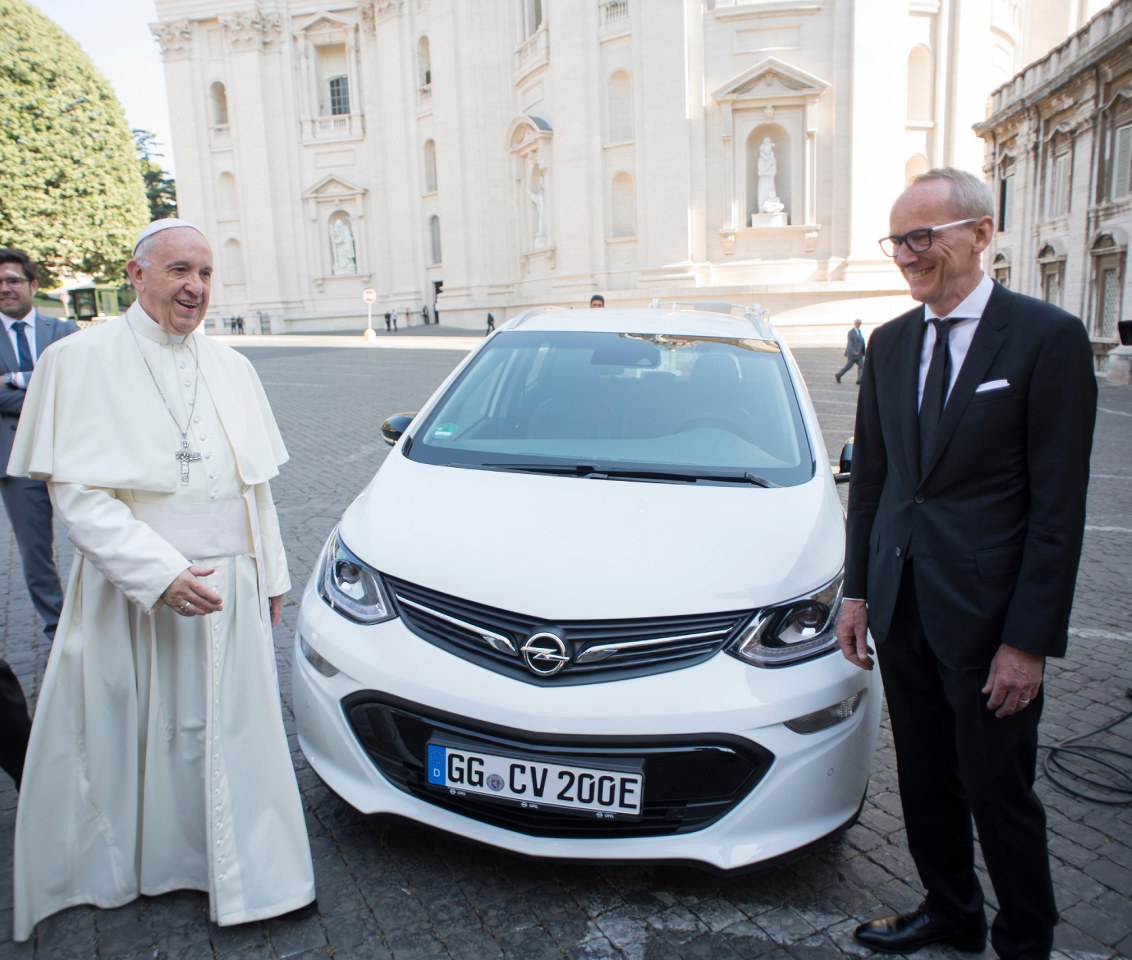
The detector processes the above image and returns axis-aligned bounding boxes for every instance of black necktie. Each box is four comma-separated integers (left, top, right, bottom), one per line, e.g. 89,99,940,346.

918,317,955,475
11,320,35,373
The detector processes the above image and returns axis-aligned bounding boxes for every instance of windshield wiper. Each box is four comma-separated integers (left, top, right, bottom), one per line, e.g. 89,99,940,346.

480,463,778,486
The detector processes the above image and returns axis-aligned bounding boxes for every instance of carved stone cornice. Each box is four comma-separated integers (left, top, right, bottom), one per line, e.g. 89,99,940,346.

375,1,404,22
220,9,284,51
360,4,377,34
150,19,193,60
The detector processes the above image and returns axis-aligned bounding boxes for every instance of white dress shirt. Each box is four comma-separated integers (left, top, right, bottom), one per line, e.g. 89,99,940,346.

918,272,994,409
2,308,38,388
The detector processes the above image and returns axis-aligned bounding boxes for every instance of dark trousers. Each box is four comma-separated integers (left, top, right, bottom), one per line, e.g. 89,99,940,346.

0,474,63,637
878,567,1056,959
0,658,31,787
836,355,863,382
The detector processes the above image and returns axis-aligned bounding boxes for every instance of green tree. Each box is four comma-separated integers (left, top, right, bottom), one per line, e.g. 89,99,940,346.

0,0,150,285
134,129,178,221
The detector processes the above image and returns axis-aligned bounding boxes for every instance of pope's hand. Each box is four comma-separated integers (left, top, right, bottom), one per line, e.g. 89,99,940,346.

162,565,222,616
269,595,283,627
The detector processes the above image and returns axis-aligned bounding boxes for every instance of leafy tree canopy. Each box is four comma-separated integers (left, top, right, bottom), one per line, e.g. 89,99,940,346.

134,129,177,221
0,0,150,286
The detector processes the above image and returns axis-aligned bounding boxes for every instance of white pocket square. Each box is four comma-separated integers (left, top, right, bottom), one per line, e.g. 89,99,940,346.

976,379,1010,393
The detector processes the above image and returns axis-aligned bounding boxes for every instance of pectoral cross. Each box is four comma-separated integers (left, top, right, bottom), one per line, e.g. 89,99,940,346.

175,438,202,485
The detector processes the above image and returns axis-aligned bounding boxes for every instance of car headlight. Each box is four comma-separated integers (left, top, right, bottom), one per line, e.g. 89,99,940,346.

729,574,843,667
316,528,394,625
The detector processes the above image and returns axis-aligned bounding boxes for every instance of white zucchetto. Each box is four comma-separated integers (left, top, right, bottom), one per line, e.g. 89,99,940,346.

132,219,206,254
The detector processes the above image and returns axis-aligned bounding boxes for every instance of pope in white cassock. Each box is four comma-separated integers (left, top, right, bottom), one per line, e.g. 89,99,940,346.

8,220,315,940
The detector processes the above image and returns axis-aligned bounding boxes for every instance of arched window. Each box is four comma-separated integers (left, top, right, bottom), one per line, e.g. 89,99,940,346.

209,81,229,127
316,43,350,116
1090,234,1125,339
418,36,432,88
429,215,442,264
607,71,632,143
423,139,437,193
906,46,933,123
992,252,1010,288
611,172,635,238
223,238,246,285
523,0,544,38
218,172,238,222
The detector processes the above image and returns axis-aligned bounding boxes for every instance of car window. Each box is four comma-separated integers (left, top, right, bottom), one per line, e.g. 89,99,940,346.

407,330,814,486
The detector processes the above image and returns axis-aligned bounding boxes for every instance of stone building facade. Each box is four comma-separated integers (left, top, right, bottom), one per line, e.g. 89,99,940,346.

975,0,1132,370
149,0,1098,333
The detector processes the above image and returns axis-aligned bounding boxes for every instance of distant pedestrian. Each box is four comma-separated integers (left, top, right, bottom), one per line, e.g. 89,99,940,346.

835,319,865,384
235,315,244,334
589,294,605,308
391,308,398,331
486,311,495,335
422,305,430,325
384,310,391,332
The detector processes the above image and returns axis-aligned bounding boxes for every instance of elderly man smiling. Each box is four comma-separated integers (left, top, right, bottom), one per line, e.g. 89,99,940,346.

9,220,315,940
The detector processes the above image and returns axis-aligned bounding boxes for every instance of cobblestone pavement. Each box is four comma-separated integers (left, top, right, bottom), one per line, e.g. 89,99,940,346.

1,335,1129,960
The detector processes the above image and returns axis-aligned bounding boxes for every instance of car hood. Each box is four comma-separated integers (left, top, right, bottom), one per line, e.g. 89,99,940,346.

337,452,846,620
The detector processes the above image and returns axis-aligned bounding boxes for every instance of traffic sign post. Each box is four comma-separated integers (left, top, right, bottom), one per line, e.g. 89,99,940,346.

362,288,377,340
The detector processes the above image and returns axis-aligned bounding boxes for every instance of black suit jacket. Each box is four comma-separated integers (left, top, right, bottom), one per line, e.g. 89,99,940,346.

0,310,79,478
845,283,1096,670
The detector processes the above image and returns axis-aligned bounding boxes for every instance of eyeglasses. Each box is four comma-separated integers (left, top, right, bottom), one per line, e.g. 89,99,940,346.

0,276,30,288
878,219,977,258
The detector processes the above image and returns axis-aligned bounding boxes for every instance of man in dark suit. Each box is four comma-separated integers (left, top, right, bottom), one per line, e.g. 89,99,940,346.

0,248,75,790
835,319,866,383
837,169,1096,960
1,248,77,639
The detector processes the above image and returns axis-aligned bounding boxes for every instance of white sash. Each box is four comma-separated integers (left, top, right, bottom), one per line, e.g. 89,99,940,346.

127,499,252,560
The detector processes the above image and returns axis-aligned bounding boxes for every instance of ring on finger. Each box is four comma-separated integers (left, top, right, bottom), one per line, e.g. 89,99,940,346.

181,600,191,612
1019,698,1030,705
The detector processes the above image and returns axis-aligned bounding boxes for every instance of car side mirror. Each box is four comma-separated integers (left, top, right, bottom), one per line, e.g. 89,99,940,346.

834,437,854,485
381,413,415,447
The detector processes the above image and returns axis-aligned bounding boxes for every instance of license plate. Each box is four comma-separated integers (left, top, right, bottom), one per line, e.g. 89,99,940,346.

426,743,644,819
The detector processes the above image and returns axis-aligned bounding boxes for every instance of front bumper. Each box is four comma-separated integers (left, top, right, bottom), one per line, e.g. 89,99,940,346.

293,582,881,871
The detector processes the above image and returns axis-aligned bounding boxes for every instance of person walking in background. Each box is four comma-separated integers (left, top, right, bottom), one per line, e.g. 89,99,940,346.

8,219,315,941
390,307,398,331
0,248,77,641
835,319,866,384
837,168,1096,959
589,294,605,308
486,310,495,334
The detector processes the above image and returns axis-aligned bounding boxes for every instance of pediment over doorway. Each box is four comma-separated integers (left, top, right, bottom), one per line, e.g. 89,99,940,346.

712,57,829,104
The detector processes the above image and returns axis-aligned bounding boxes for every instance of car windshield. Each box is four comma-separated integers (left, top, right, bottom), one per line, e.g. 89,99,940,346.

406,329,815,486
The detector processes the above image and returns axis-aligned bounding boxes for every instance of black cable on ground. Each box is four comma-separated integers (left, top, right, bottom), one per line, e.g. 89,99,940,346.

1039,687,1132,805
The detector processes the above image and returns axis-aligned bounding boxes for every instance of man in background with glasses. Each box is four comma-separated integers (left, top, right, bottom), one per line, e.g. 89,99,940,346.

0,248,76,789
836,169,1096,959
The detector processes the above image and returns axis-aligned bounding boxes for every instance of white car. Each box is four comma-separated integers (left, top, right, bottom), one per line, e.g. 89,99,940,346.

293,303,880,871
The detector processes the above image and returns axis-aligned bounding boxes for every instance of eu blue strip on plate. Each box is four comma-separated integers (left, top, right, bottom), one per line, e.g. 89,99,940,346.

427,744,446,785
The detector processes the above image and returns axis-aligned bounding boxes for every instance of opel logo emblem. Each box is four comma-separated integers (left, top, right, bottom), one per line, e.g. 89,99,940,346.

521,632,569,676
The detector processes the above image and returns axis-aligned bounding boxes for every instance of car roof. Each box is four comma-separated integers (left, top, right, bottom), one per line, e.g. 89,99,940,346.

503,304,778,342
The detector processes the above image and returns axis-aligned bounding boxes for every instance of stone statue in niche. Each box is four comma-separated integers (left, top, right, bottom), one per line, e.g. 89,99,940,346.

528,168,546,244
757,137,782,213
330,217,357,275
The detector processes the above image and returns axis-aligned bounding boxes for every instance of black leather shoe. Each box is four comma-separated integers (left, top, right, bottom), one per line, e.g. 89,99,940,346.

854,906,986,954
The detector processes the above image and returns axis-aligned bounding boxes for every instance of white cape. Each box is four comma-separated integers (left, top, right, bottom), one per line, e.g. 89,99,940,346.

10,309,314,939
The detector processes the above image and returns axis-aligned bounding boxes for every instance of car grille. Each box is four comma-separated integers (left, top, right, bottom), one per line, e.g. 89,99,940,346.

382,574,753,685
344,694,773,839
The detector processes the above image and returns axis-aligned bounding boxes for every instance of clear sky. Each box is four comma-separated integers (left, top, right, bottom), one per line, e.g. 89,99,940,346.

29,0,175,173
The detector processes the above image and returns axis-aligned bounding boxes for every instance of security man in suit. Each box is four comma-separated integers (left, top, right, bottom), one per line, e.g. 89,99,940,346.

836,170,1096,959
0,248,75,789
1,248,77,638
